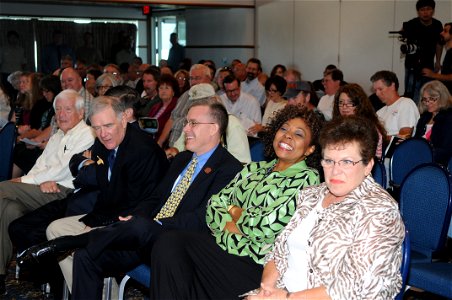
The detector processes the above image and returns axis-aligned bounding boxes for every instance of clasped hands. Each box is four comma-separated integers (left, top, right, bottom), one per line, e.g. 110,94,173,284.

246,282,288,300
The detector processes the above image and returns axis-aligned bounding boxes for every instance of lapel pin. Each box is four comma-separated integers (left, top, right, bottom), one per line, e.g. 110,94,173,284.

96,156,104,165
204,167,212,174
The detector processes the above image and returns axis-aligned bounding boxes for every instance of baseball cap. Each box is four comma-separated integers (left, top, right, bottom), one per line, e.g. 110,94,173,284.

283,81,311,99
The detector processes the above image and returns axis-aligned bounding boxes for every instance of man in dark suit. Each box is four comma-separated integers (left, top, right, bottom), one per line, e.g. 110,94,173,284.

19,98,242,299
22,95,168,293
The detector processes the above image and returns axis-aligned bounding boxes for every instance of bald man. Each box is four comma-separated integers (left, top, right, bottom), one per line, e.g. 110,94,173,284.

60,67,94,119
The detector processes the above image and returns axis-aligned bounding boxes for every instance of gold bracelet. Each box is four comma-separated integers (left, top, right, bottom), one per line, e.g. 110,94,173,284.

227,205,235,212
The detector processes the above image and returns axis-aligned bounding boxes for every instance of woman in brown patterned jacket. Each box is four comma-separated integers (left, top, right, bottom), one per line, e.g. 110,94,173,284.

246,116,405,300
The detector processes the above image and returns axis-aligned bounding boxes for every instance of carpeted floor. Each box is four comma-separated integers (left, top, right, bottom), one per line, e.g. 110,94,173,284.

2,256,148,300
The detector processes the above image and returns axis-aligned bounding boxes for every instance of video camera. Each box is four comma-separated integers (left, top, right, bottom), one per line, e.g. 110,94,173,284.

389,24,420,56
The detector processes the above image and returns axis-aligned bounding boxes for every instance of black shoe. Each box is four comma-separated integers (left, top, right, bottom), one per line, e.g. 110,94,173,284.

17,241,58,267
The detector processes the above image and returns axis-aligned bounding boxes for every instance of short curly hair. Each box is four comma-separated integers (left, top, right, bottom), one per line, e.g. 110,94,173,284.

262,105,324,172
319,116,378,165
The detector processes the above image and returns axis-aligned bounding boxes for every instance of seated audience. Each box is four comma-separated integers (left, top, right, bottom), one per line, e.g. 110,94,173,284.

332,83,387,159
147,74,179,140
371,70,419,140
150,105,324,299
18,100,242,299
248,76,287,136
242,58,266,106
283,68,302,89
246,116,405,300
84,68,102,97
414,80,452,165
14,72,42,130
0,89,95,295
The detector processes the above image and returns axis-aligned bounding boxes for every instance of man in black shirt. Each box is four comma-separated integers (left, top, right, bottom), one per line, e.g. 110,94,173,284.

401,0,443,103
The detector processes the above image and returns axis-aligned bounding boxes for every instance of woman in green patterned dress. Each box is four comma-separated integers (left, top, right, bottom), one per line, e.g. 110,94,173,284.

150,105,324,300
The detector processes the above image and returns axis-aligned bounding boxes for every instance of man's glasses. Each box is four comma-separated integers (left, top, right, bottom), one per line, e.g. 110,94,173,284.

421,96,439,104
321,159,363,169
183,120,215,128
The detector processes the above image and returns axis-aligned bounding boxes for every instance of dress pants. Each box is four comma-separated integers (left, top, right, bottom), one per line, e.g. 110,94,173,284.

150,230,263,300
0,181,72,275
67,216,162,298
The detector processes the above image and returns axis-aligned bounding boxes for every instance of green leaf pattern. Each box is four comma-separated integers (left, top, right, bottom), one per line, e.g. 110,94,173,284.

206,159,320,265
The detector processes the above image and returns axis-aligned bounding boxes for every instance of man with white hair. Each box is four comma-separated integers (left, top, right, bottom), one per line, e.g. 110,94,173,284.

0,89,94,295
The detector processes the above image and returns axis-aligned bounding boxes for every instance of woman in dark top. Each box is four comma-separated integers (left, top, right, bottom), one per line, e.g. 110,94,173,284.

13,75,61,176
415,80,452,165
147,74,179,140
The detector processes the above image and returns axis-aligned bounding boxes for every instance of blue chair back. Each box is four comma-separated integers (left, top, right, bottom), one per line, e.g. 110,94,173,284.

371,158,386,189
0,122,16,181
448,156,452,173
395,229,410,300
250,140,265,162
399,163,452,262
389,138,433,188
127,264,151,288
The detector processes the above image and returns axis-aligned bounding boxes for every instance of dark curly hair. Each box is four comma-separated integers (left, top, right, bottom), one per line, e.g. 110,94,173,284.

262,104,324,173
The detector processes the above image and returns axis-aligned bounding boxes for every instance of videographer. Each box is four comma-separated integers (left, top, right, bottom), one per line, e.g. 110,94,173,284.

422,23,452,94
401,0,442,103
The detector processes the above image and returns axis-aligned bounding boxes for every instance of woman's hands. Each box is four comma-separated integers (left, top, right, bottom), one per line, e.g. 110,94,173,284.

224,205,243,234
247,284,287,300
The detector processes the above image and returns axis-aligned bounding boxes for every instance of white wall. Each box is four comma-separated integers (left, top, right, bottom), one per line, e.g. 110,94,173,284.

256,0,452,94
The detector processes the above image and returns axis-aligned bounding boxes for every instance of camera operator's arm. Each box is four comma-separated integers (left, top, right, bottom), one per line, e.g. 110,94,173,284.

422,68,452,81
435,43,443,72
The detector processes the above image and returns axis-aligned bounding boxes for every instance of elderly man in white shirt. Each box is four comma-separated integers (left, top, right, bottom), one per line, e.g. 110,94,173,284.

0,89,95,294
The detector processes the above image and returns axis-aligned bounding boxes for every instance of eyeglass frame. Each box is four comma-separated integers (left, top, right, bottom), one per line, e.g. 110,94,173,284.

183,120,216,128
421,96,439,104
321,158,364,169
337,101,356,108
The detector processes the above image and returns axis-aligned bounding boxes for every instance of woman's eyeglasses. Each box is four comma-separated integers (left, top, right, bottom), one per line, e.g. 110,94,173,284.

338,101,356,108
421,96,439,104
321,159,363,169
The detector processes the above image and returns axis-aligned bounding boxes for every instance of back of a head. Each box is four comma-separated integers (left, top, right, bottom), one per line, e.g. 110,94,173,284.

325,69,344,82
104,85,140,112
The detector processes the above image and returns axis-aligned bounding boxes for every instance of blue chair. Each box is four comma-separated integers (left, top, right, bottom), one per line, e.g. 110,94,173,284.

389,138,433,193
400,163,452,299
0,122,16,181
118,264,150,300
448,156,452,173
371,157,386,189
249,140,265,162
399,163,452,264
395,229,410,300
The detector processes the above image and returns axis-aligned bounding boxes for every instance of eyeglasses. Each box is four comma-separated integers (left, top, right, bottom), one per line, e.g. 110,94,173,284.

183,120,215,128
177,76,187,81
321,158,363,169
338,101,356,108
421,96,439,104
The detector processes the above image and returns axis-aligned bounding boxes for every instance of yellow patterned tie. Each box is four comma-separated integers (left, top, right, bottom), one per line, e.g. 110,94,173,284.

155,156,198,220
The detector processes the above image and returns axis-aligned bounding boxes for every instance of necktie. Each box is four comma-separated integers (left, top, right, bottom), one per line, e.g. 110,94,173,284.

155,156,198,220
108,150,116,181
